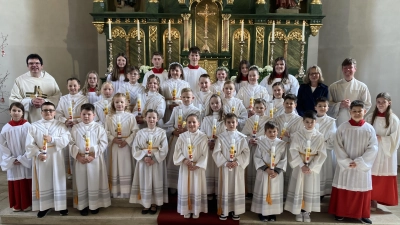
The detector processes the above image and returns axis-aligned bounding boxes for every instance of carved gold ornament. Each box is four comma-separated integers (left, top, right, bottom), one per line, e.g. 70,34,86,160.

311,0,322,4
287,29,302,42
149,25,157,43
310,24,323,36
112,27,127,39
93,0,104,2
149,0,159,2
256,0,266,4
256,26,265,44
92,23,104,34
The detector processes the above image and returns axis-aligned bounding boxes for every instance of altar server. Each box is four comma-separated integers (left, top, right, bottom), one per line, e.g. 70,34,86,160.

221,81,248,130
94,82,114,126
106,53,128,93
142,52,168,86
117,66,145,112
183,46,207,90
81,71,102,104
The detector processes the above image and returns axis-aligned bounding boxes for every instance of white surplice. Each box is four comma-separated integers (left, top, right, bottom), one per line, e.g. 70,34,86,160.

129,127,169,208
233,79,248,94
365,113,400,176
259,74,299,96
117,82,145,108
56,93,88,124
222,97,248,130
93,97,112,126
105,111,139,198
26,119,70,211
160,78,190,123
332,122,378,191
236,84,270,109
9,72,62,123
142,70,168,87
0,122,32,180
241,115,273,194
328,78,372,126
86,91,102,104
316,114,337,195
164,104,201,189
210,81,231,98
284,127,327,214
132,91,166,128
107,73,127,95
251,136,286,216
183,67,207,91
69,121,110,210
212,130,250,216
174,130,208,216
267,98,285,118
199,113,227,194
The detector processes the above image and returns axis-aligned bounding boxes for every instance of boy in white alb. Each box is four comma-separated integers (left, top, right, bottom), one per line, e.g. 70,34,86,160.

221,81,248,130
193,74,213,120
69,103,110,216
142,52,168,86
183,46,207,90
94,82,114,126
117,66,145,112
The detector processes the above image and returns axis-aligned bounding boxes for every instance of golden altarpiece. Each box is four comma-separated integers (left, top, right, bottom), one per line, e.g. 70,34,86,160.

91,0,324,82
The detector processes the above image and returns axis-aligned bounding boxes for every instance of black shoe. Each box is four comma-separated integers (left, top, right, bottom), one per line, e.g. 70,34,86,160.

90,208,99,214
335,215,344,221
141,208,150,214
360,218,372,224
149,205,158,215
37,209,50,218
245,193,253,199
258,214,268,222
60,209,68,216
269,215,276,221
320,195,325,201
80,207,89,216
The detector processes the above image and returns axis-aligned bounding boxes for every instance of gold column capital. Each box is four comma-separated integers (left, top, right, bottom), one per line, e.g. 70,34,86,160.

92,22,104,34
178,0,185,4
149,0,158,3
310,0,322,4
221,14,231,20
93,0,104,2
181,13,191,20
310,24,323,36
227,0,234,4
256,0,266,4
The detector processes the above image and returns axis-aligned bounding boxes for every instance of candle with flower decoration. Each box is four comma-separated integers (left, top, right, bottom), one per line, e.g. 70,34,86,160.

270,145,276,169
103,100,109,116
280,122,288,139
137,94,142,116
147,134,153,157
68,100,73,121
178,109,183,129
117,115,122,139
269,102,274,118
211,118,217,140
305,140,311,164
85,131,90,159
125,91,130,104
187,138,193,163
252,115,259,138
42,129,48,162
229,139,235,172
249,92,254,110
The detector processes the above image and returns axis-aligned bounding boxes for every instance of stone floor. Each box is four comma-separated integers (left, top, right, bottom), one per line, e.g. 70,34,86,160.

0,170,400,224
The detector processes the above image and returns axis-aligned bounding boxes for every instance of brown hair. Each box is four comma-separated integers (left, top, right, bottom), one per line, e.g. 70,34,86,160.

254,98,267,108
268,57,289,85
236,60,250,83
303,65,325,84
371,92,392,128
9,102,25,118
224,113,238,123
168,63,185,80
223,80,235,87
110,93,127,114
206,94,224,121
81,70,101,96
272,82,285,99
145,74,161,93
110,53,129,82
342,58,357,68
181,87,193,95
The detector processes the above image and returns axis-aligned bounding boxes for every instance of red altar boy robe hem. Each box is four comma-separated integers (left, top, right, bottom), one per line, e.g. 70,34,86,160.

372,175,398,206
8,179,32,210
328,187,371,219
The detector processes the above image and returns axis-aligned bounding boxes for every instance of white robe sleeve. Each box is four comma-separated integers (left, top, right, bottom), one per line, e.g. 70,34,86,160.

0,132,16,170
353,128,378,172
308,136,327,174
153,131,168,163
173,136,186,166
212,138,227,168
26,126,41,158
380,116,400,157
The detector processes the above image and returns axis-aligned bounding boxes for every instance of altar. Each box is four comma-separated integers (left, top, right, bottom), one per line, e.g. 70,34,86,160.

90,0,324,82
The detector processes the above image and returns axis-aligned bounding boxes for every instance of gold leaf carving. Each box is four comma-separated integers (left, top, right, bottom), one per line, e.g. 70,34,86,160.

273,28,286,42
287,29,302,42
256,0,266,4
233,28,250,41
227,0,234,4
286,20,290,25
127,27,144,39
164,28,180,40
149,25,157,43
149,0,158,2
256,26,265,44
310,24,322,36
230,19,235,24
311,0,322,4
115,19,121,24
125,18,130,23
92,23,104,34
111,26,127,38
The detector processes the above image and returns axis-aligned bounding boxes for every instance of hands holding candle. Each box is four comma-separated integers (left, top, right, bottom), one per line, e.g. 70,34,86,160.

228,139,236,171
85,131,90,159
280,122,288,139
266,145,277,178
41,128,50,162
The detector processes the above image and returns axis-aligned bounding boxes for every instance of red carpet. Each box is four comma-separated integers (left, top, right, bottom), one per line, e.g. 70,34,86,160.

157,195,239,225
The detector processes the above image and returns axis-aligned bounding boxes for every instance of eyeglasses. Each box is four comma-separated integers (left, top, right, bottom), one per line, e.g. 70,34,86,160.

42,109,55,113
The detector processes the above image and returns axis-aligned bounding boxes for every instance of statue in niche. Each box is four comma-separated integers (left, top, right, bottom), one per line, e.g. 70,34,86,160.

276,0,300,9
114,0,136,11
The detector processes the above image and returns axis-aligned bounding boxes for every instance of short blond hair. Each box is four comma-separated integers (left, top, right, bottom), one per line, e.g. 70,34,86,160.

181,87,193,94
303,65,324,84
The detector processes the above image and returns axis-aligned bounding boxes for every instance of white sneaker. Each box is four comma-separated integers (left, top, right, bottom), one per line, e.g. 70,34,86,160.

23,206,32,212
192,214,199,219
295,213,303,222
12,207,21,212
184,213,191,218
303,212,311,223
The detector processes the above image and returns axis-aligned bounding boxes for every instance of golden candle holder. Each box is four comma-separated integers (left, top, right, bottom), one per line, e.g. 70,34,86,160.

136,39,142,67
297,41,306,78
167,40,173,65
269,40,275,66
107,39,114,75
239,40,245,61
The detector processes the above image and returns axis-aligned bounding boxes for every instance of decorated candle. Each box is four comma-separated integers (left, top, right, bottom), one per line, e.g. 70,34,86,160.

137,94,142,116
172,83,177,101
229,139,235,171
270,145,276,169
117,115,122,138
252,115,259,138
305,140,311,163
68,100,73,121
269,102,274,118
212,118,217,140
42,129,48,162
249,92,254,110
280,122,288,139
231,106,235,113
126,91,130,104
187,138,193,162
85,131,90,159
178,109,183,129
104,100,108,115
147,134,153,157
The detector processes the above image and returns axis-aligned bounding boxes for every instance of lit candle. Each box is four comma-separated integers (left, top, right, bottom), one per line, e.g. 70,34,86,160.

269,102,274,118
42,128,48,162
108,19,112,39
229,139,235,171
212,118,217,140
137,94,142,116
240,20,244,42
147,134,153,157
271,21,275,42
305,140,311,163
302,20,305,42
117,115,122,138
137,19,140,41
187,138,193,162
178,109,183,129
85,131,90,159
68,100,73,121
280,122,288,139
252,115,259,138
125,91,130,104
168,20,171,41
270,145,276,169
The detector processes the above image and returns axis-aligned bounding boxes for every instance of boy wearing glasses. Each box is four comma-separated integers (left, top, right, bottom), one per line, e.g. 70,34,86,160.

26,102,70,218
9,54,62,123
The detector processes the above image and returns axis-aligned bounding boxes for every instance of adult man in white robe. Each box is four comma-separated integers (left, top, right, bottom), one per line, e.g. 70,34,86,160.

9,54,62,123
26,102,70,218
328,58,371,126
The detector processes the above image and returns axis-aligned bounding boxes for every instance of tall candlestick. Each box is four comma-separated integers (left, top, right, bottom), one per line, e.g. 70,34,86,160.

253,115,259,138
178,109,183,129
85,131,90,159
137,19,140,41
168,20,171,41
271,21,275,42
302,20,305,42
240,20,244,42
229,139,235,171
137,94,142,116
270,145,276,169
269,102,274,118
108,19,112,39
212,118,217,140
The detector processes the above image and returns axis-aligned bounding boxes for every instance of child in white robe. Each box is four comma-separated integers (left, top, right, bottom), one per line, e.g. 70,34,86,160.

133,75,166,128
174,114,208,219
106,53,128,93
105,93,139,198
210,66,230,98
241,98,272,197
268,82,286,118
236,66,270,118
366,92,400,209
314,97,337,197
234,60,250,93
160,62,190,123
200,94,226,198
117,66,145,112
142,52,168,87
221,80,248,130
0,103,32,212
80,71,102,104
26,102,70,218
284,110,327,222
213,113,250,221
94,82,114,126
165,88,201,192
251,121,286,222
328,100,378,224
193,74,213,120
130,109,168,214
69,103,110,216
183,46,207,90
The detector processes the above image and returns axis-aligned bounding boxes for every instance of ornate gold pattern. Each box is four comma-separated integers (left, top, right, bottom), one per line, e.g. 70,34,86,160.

256,0,266,4
227,0,234,4
111,26,127,38
233,28,250,41
276,20,281,25
125,18,130,23
294,20,299,25
230,19,235,24
115,19,121,24
149,25,157,43
149,0,158,2
267,20,273,25
256,26,265,44
273,28,286,42
93,0,104,2
161,19,167,24
127,27,144,39
310,24,322,36
311,0,322,4
164,29,180,40
286,20,290,25
92,23,104,34
200,60,218,82
178,0,185,3
287,29,302,42
177,19,183,24
248,20,254,25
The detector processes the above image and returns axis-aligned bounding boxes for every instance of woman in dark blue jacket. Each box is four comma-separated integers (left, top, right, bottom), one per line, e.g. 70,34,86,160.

296,65,328,116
